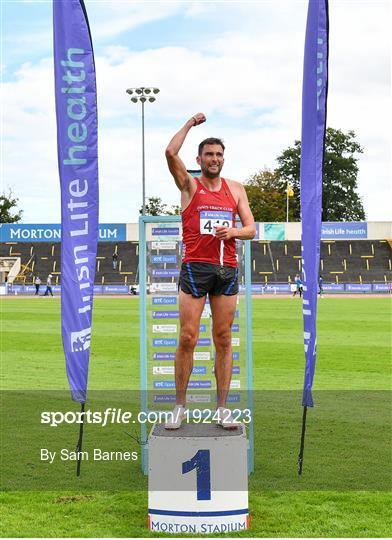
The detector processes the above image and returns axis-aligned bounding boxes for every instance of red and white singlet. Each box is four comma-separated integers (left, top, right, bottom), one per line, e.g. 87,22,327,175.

181,178,238,267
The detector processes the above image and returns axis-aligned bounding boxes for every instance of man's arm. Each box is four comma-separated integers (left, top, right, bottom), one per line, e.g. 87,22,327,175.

215,183,256,240
165,113,206,192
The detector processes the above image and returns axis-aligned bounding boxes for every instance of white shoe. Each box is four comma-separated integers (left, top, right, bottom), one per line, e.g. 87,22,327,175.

164,405,187,430
216,407,241,430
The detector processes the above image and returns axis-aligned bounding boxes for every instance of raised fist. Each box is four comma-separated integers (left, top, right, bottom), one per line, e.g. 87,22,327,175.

191,113,206,126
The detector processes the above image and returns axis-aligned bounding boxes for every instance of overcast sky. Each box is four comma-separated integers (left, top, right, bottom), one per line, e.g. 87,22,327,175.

1,0,391,224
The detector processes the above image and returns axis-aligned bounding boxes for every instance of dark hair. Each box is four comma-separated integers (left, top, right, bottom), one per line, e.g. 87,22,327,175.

198,137,225,156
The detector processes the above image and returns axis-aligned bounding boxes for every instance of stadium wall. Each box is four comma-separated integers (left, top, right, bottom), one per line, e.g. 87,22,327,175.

1,221,391,243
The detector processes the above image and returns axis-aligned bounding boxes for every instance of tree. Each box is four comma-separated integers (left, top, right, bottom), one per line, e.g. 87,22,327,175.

167,205,182,216
139,197,181,216
244,170,291,222
139,197,167,216
275,127,365,221
0,190,23,223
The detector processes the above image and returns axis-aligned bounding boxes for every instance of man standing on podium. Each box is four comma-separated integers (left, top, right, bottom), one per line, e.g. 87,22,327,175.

164,113,256,429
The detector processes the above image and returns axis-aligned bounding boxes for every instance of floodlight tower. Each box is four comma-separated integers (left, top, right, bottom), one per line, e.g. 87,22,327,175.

126,87,160,215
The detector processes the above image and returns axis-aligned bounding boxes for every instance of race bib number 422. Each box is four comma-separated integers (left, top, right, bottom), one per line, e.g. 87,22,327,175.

199,211,232,235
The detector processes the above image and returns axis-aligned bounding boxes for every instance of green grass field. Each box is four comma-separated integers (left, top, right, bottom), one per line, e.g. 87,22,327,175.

1,296,391,537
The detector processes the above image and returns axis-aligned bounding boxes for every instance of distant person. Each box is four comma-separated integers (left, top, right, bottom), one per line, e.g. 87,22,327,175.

34,275,41,295
128,285,137,295
318,275,324,297
289,278,296,295
293,274,303,297
43,274,53,296
112,252,119,270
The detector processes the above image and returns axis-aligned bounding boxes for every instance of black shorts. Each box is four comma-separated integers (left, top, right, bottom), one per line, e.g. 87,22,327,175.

179,262,239,298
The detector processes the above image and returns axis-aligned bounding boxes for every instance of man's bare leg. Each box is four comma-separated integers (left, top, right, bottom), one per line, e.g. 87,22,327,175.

175,291,206,405
209,293,237,408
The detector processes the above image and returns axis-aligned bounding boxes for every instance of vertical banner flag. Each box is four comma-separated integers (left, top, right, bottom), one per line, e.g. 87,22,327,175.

300,0,328,409
53,0,99,404
298,0,328,475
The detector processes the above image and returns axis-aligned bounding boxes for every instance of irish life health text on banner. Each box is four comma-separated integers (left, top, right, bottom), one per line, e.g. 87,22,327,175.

300,0,329,407
53,0,99,403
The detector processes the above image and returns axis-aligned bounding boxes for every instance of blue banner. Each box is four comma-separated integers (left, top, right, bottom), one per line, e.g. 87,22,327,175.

372,283,389,292
0,223,125,242
152,297,177,305
152,311,179,319
153,381,212,389
321,222,367,239
265,284,291,293
8,285,24,293
54,0,98,403
152,269,180,277
346,284,372,292
150,255,177,264
192,367,207,375
152,228,179,236
153,339,177,347
103,285,128,294
300,0,329,407
153,353,176,360
154,395,176,403
323,284,344,292
197,338,211,347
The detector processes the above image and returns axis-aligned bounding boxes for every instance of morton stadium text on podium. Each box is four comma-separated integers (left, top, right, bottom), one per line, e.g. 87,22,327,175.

148,423,249,533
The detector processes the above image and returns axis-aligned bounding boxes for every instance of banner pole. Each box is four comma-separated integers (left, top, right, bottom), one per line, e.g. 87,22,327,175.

76,402,85,477
297,405,307,475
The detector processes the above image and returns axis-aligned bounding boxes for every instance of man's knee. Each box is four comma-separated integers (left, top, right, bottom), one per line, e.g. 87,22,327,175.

179,329,198,351
213,328,232,351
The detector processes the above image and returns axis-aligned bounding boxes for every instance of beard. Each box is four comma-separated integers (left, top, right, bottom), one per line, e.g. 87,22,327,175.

200,163,223,179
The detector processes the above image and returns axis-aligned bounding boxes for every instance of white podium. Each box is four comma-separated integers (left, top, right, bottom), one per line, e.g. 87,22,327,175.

148,423,249,534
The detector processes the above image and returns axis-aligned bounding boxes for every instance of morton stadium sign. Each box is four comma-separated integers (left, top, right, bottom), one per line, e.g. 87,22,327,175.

0,224,126,242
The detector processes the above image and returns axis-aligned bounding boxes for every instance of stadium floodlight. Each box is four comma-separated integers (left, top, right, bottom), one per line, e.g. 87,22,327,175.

126,87,160,215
